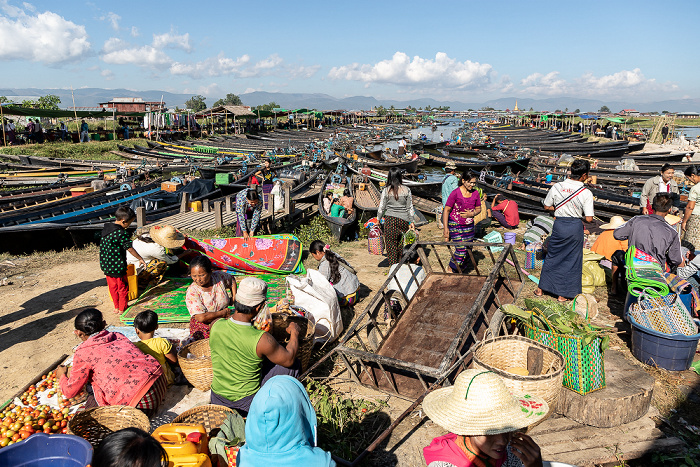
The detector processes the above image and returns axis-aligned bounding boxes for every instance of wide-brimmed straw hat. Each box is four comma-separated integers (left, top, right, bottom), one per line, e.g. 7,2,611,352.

445,161,458,170
600,216,626,230
422,369,548,436
665,214,681,226
150,225,185,249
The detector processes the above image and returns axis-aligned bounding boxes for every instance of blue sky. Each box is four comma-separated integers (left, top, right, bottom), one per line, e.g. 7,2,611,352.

1,0,698,102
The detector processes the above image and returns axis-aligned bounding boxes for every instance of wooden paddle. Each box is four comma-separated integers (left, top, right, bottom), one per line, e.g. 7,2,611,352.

505,258,540,285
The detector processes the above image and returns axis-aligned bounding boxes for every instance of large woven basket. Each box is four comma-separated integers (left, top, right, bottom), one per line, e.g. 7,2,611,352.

472,335,565,421
172,404,237,438
68,405,150,447
271,313,315,371
178,339,213,391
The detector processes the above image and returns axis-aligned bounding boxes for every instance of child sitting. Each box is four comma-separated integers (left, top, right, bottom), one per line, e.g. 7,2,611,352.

134,310,177,386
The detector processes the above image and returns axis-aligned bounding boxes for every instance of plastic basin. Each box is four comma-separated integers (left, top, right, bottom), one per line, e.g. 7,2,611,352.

0,433,93,466
629,314,700,371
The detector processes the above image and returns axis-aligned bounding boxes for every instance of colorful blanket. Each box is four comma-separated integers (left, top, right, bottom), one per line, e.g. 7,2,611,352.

120,274,290,325
184,234,305,275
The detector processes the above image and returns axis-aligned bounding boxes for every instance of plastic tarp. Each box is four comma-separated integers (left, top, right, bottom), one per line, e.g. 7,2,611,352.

578,114,598,120
605,117,626,123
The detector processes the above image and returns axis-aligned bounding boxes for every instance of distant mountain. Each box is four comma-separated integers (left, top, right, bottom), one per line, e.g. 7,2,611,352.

1,88,698,113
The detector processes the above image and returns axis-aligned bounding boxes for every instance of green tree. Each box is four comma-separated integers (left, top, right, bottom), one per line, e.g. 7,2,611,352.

480,106,495,111
599,105,610,113
37,94,61,110
21,99,37,108
375,105,387,116
574,108,581,113
213,93,242,107
185,95,207,112
661,110,670,114
0,96,11,104
425,105,432,111
252,101,279,112
529,107,533,111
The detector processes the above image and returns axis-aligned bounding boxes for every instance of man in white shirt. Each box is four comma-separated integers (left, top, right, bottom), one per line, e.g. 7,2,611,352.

397,137,407,155
536,159,594,301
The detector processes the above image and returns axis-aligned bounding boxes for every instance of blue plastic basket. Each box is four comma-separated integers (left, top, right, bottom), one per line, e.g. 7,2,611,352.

0,433,93,466
629,314,700,371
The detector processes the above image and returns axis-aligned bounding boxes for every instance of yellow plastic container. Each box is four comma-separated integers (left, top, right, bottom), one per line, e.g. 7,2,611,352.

126,263,138,301
190,201,203,212
167,453,212,467
152,423,208,456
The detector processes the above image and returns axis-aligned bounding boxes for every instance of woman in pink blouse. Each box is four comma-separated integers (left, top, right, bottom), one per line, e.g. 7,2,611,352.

185,255,237,339
441,172,482,273
57,308,165,417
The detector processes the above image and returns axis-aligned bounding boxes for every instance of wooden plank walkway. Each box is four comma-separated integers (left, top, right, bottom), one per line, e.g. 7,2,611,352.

144,202,317,232
530,406,683,466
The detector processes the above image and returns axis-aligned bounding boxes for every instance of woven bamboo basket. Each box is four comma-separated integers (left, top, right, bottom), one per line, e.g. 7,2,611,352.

172,404,237,438
178,339,213,391
67,405,150,447
472,335,565,421
271,313,315,371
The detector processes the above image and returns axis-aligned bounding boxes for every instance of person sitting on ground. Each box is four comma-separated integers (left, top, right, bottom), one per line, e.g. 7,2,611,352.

185,255,237,339
423,369,546,467
591,216,629,295
309,240,360,306
387,245,427,301
210,277,301,416
127,225,187,288
322,191,333,213
92,427,168,467
57,309,165,417
614,193,684,270
236,375,335,466
134,310,178,387
329,198,346,218
490,194,520,229
339,188,354,216
523,215,554,246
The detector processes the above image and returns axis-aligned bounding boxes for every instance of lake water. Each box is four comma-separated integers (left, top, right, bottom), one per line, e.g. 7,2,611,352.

678,126,700,139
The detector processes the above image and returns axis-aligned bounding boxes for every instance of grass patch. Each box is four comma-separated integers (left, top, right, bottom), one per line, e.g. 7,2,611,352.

0,139,150,161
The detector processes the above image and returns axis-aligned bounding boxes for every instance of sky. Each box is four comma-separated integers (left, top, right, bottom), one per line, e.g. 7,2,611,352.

1,0,699,103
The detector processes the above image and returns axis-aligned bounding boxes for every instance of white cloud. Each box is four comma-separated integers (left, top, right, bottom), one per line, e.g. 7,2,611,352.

328,52,495,89
100,11,120,31
153,29,191,52
21,2,33,12
0,3,91,64
243,87,257,94
100,69,114,80
130,26,139,37
519,68,677,97
288,64,321,79
239,54,283,78
170,53,251,78
182,83,222,97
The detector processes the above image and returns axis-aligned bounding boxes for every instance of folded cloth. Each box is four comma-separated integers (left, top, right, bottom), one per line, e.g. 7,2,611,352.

625,246,669,297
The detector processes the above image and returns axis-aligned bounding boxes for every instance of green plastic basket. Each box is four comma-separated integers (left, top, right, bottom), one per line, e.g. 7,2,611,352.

522,308,606,395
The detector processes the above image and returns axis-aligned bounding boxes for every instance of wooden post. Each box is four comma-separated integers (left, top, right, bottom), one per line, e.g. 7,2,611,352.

180,192,190,213
225,195,232,212
283,184,291,215
225,109,228,135
203,199,210,212
136,206,146,228
214,201,223,229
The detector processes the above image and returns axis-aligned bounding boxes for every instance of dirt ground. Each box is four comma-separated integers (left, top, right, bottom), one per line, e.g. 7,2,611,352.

2,219,700,466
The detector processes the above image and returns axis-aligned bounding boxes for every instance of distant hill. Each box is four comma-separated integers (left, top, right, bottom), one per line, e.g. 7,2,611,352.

1,88,698,113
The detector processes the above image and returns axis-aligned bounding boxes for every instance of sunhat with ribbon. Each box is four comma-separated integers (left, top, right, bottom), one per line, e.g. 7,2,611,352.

444,161,458,171
599,216,626,230
149,225,186,249
422,369,548,436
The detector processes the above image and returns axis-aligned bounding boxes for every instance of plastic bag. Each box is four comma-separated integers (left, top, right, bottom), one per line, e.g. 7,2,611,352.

253,306,272,332
286,270,343,343
581,259,606,293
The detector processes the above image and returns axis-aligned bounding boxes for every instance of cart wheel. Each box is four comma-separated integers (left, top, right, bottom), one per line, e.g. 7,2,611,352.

487,310,520,337
366,290,407,352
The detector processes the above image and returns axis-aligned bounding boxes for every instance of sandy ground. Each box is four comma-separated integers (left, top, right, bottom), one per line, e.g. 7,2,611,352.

1,218,700,465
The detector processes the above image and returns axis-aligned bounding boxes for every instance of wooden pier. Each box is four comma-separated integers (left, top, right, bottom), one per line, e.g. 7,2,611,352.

138,187,317,233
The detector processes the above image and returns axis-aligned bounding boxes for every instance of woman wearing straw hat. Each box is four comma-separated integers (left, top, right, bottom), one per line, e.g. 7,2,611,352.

591,216,628,295
127,225,188,288
422,369,547,467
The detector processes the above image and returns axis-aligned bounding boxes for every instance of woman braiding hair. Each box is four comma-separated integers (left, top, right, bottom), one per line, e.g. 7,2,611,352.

309,240,360,306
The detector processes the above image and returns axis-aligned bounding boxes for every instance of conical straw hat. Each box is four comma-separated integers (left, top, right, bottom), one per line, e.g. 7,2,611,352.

150,225,185,249
423,369,549,436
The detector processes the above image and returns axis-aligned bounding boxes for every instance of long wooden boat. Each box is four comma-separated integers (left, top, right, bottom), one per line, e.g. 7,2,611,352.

422,153,531,173
318,173,356,241
337,153,420,173
344,164,443,199
351,176,434,223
